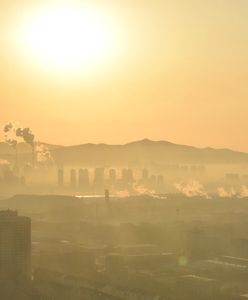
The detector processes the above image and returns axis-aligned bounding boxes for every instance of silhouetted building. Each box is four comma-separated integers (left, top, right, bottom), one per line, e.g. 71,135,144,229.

109,169,117,186
142,168,149,182
121,168,128,182
157,175,164,186
78,168,90,192
127,168,134,183
105,189,110,203
58,169,64,187
70,169,77,187
0,210,31,299
121,168,133,188
149,175,157,189
157,175,164,193
105,189,112,218
93,168,105,193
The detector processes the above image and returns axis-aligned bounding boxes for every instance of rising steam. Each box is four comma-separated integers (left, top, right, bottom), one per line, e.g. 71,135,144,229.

3,122,18,148
3,121,36,167
240,186,248,198
36,143,54,165
3,122,35,148
217,186,248,198
174,180,210,198
116,184,167,199
15,127,35,147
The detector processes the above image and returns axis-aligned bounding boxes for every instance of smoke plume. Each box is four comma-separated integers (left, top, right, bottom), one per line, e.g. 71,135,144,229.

16,127,35,147
217,186,248,198
4,122,14,133
3,122,18,148
116,185,167,199
133,184,156,196
3,122,35,148
36,143,54,165
174,180,210,198
240,186,248,198
217,187,235,198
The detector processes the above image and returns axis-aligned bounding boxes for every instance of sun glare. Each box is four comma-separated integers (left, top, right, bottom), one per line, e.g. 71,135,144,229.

18,5,120,73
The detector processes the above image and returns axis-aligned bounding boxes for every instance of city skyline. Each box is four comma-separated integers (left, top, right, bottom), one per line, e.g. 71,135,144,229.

1,1,248,299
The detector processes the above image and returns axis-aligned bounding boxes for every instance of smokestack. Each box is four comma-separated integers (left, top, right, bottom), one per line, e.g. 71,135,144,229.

105,189,110,203
3,122,18,168
70,169,77,187
58,169,64,187
105,189,112,219
32,146,35,169
16,127,35,168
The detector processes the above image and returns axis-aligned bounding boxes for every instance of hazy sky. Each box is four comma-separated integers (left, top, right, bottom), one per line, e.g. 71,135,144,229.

1,0,247,151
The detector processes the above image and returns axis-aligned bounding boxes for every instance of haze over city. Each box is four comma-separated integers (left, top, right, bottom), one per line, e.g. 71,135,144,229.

1,0,247,151
1,1,248,300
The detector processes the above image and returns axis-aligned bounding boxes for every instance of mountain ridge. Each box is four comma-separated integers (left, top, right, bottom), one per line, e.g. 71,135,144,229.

0,139,247,165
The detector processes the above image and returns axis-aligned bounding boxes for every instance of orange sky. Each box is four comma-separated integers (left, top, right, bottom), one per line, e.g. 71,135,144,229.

1,0,248,151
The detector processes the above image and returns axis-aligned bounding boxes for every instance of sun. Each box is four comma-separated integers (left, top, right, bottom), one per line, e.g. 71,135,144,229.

18,5,120,72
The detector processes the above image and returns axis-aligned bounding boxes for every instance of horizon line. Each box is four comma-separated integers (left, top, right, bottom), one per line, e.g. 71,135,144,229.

1,138,247,154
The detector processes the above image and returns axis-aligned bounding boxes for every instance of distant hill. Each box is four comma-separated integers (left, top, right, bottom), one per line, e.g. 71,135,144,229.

0,139,248,166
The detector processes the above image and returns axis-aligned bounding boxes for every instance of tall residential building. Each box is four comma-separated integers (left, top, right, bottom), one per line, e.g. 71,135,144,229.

157,175,164,186
121,168,128,182
142,168,149,182
109,169,117,186
127,168,134,183
78,169,90,192
121,168,129,189
157,175,164,193
58,168,64,187
0,210,31,299
93,168,105,193
70,168,77,187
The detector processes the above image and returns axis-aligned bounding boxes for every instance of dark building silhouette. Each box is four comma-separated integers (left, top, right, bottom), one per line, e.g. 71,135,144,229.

142,168,149,182
157,175,164,186
105,189,112,218
109,169,117,186
149,174,157,189
93,168,105,193
78,168,90,192
121,168,133,189
0,210,31,299
58,169,64,187
127,168,134,183
121,168,128,182
70,169,77,187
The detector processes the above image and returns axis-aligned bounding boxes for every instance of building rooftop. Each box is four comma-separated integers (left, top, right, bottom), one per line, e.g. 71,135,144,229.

0,210,18,217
